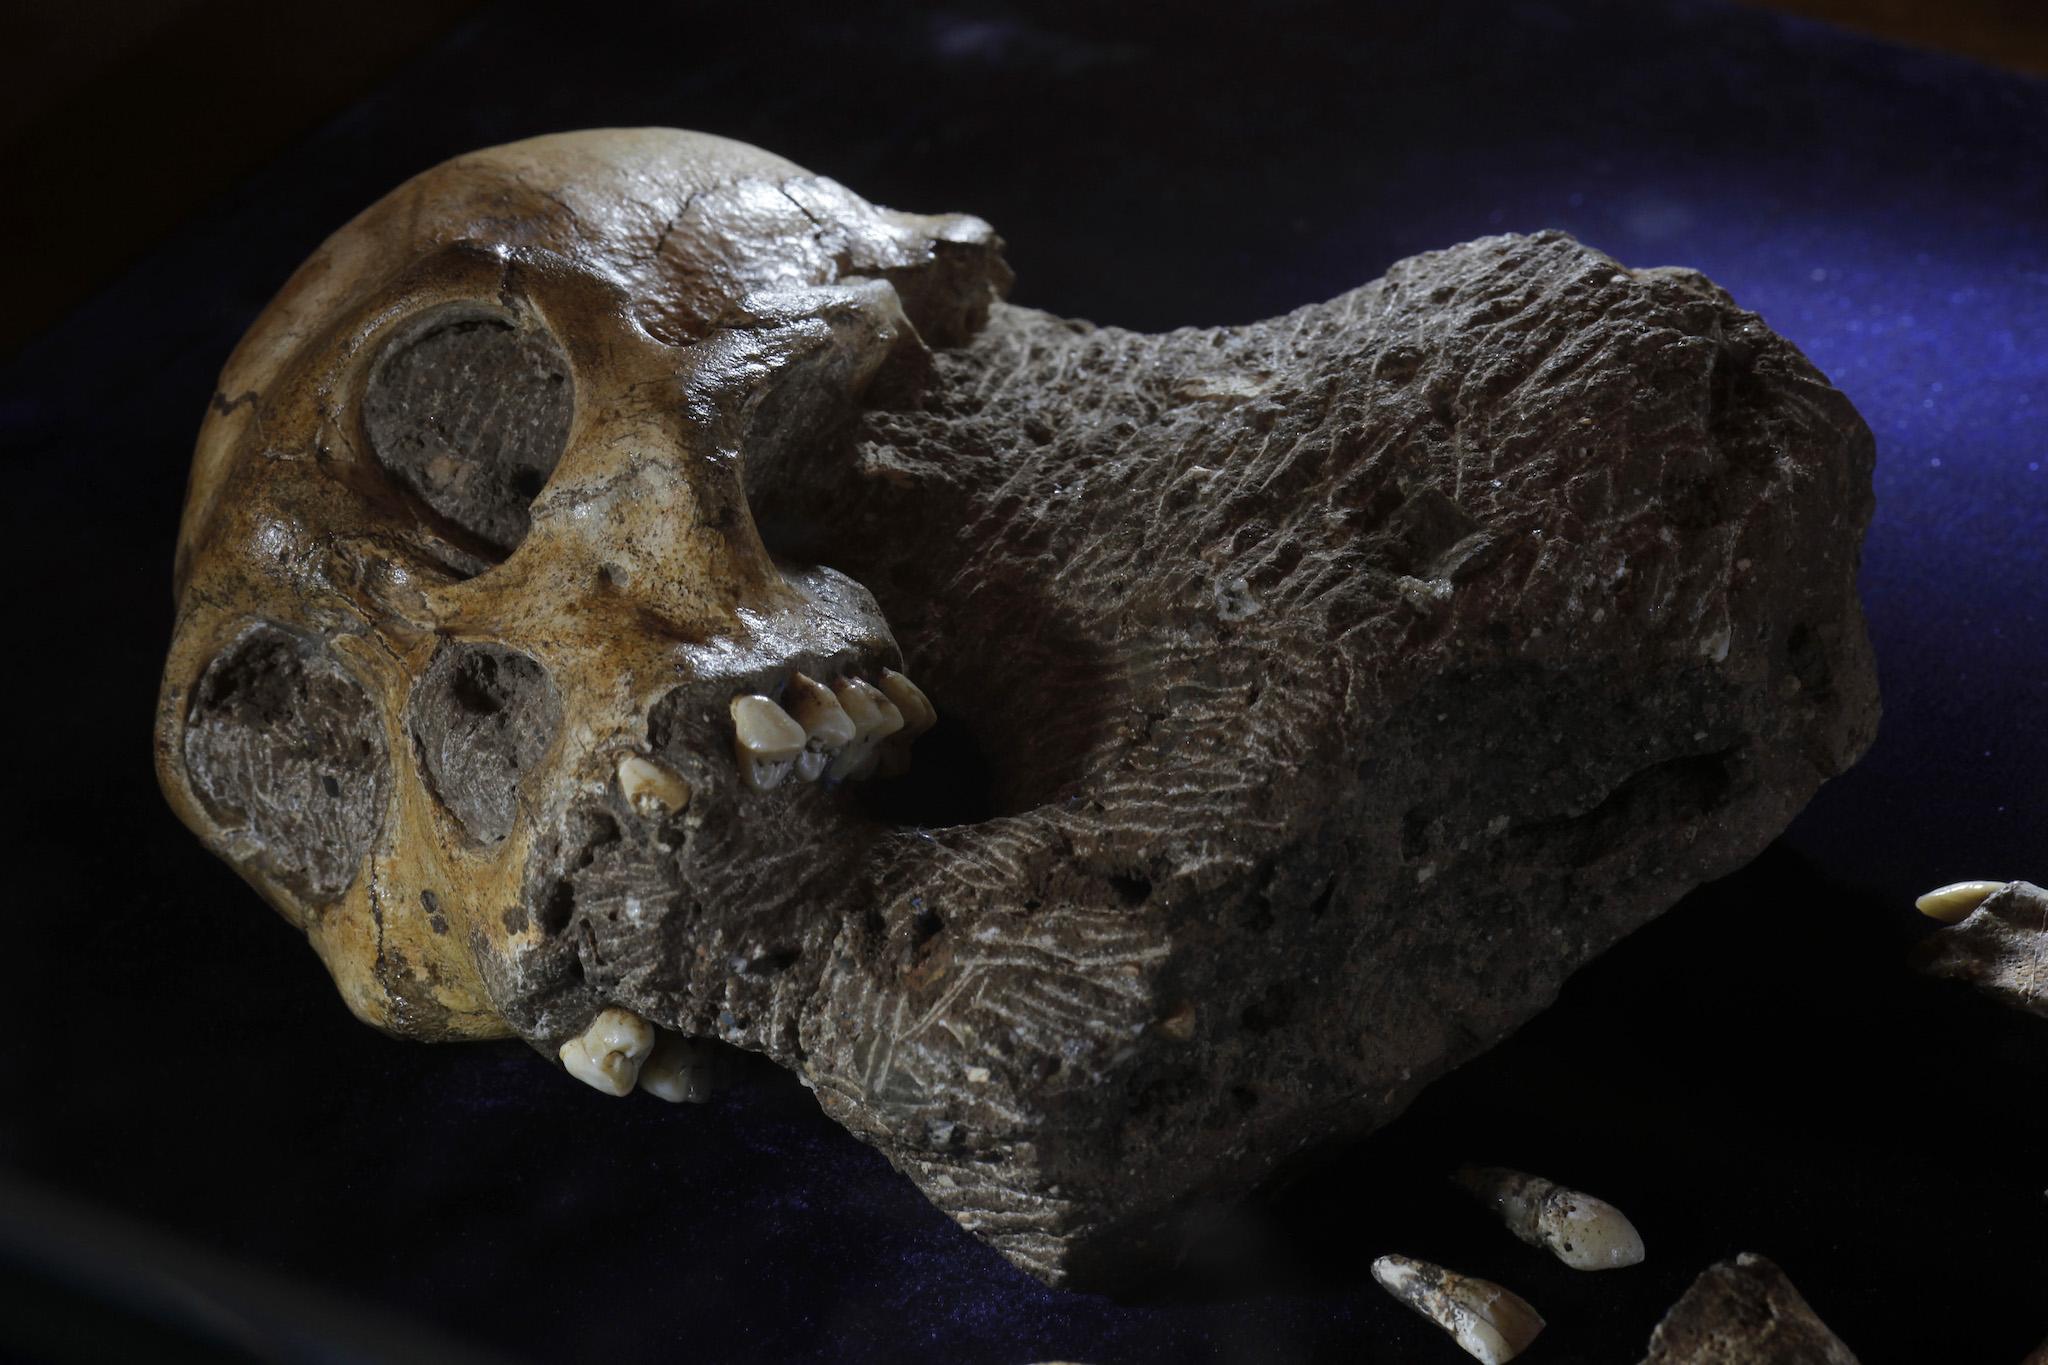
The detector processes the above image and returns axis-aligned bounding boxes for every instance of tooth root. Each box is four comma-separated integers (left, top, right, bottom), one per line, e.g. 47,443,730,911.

558,1007,656,1097
1453,1165,1646,1271
731,694,807,791
786,673,855,783
638,1032,731,1104
876,669,937,776
1915,880,2008,924
1372,1255,1545,1365
617,755,691,816
826,677,905,780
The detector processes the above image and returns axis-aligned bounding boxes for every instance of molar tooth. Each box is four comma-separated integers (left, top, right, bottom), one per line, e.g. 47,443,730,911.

638,1032,731,1103
827,677,905,780
876,669,937,776
1453,1165,1645,1271
1915,879,2008,924
878,669,936,739
1372,1255,1545,1365
786,672,856,782
731,694,807,791
558,1007,656,1096
617,755,691,816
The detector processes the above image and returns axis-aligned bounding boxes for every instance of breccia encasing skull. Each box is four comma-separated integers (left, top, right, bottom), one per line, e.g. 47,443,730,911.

155,128,1879,1288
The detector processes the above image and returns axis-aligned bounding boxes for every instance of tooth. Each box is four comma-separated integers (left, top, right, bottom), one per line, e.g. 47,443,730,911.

558,1007,656,1096
826,677,904,780
1371,1255,1545,1365
1453,1165,1645,1271
1915,880,2008,924
785,672,856,782
638,1032,731,1103
617,755,691,816
878,669,937,739
731,694,807,791
875,669,937,776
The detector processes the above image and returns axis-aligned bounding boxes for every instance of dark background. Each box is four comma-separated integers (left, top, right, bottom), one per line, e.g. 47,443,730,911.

1,1,2043,1361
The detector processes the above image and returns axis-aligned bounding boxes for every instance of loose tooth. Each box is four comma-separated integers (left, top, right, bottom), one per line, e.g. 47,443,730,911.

638,1032,731,1103
731,694,807,791
1914,880,2008,924
558,1007,656,1096
827,677,904,780
617,755,691,816
1372,1255,1545,1365
876,669,937,776
1453,1165,1645,1271
785,672,856,782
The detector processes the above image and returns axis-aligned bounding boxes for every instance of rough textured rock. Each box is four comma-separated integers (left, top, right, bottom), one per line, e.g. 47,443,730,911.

155,128,1880,1288
1640,1254,1860,1364
1914,880,2048,1018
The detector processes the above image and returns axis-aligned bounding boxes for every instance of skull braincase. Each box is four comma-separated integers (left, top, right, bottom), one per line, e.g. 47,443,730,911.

158,129,1879,1288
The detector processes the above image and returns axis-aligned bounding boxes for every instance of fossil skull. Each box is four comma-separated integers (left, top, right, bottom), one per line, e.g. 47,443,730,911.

158,130,1001,1039
158,129,1879,1287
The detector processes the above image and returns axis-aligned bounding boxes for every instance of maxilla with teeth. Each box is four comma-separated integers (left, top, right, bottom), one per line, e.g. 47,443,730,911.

731,694,808,791
1372,1254,1545,1365
559,1007,656,1096
1453,1165,1645,1270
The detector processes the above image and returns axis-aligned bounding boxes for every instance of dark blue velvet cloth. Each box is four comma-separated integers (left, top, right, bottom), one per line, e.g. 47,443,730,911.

1,2,2042,1361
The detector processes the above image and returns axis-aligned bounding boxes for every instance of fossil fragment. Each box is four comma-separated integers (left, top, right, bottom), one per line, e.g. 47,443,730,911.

155,128,1881,1287
1639,1253,1858,1364
1372,1254,1545,1364
1453,1165,1644,1269
1913,880,2048,1018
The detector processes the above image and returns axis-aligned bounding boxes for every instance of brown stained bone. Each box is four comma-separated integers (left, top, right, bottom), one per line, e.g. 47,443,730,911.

154,129,1881,1288
1913,880,2048,1018
1640,1254,1859,1364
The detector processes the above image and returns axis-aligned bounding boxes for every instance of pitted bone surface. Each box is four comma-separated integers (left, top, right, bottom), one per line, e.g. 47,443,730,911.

155,129,1879,1290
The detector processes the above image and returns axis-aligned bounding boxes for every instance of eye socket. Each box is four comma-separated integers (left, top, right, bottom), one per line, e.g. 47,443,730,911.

184,623,389,901
363,310,573,561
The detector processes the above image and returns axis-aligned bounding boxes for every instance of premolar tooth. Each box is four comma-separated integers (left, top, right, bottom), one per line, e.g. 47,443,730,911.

731,694,807,791
558,1007,656,1096
1915,879,2008,924
638,1032,732,1103
786,672,856,782
617,755,691,816
827,677,904,780
875,669,937,776
1453,1165,1645,1271
1372,1255,1545,1365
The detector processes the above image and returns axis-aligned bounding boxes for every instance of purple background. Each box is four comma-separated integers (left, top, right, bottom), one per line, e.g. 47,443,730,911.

1,1,2042,1360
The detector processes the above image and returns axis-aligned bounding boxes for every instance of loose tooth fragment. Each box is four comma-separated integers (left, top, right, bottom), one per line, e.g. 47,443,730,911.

827,677,905,780
558,1007,656,1096
1913,879,2008,925
875,668,936,776
1454,1165,1645,1270
617,754,691,816
731,694,808,791
1372,1254,1544,1365
638,1032,732,1103
785,672,857,782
